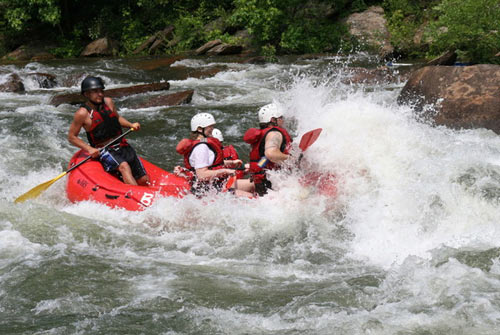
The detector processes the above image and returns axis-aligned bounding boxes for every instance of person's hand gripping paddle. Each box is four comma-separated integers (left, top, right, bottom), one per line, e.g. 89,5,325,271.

15,128,134,203
257,128,323,168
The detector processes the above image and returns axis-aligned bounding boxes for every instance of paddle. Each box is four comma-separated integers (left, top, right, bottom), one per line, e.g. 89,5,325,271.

297,128,322,164
14,128,134,203
234,128,323,171
299,128,322,152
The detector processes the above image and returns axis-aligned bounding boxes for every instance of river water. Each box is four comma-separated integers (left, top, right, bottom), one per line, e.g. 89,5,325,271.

1,54,500,334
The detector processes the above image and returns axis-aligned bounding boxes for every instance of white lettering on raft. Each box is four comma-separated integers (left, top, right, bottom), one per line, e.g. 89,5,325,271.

140,193,154,207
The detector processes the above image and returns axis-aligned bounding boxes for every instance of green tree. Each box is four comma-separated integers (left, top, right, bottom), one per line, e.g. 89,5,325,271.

229,0,284,47
382,0,438,57
229,0,353,55
1,0,61,31
426,0,500,63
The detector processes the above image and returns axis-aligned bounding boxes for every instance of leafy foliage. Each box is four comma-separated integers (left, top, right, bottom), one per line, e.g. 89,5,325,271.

426,0,500,63
382,0,437,57
383,0,500,63
0,0,355,58
1,0,498,64
229,0,283,46
171,12,206,52
1,0,61,31
280,21,347,54
229,0,351,54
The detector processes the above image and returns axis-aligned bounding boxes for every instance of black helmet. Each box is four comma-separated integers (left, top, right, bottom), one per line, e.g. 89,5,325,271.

81,76,105,94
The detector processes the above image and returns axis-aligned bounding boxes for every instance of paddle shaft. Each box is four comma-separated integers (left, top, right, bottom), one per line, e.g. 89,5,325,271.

67,128,134,174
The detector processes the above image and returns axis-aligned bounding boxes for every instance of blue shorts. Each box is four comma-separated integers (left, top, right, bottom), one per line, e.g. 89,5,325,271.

99,145,147,180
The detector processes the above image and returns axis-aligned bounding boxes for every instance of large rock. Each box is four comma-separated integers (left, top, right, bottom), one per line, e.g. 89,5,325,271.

342,66,410,85
49,82,170,106
2,44,56,61
346,6,393,59
80,37,119,57
2,45,33,61
398,65,500,133
0,73,24,92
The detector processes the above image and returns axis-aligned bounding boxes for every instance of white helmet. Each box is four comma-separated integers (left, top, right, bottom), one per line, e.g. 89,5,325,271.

191,113,216,131
212,128,224,142
258,103,283,123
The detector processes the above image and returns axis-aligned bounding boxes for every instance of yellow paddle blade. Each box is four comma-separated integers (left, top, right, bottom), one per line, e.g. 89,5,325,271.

14,172,67,203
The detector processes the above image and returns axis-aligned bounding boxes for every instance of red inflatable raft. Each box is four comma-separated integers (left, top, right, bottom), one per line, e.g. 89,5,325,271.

66,150,337,211
66,150,191,211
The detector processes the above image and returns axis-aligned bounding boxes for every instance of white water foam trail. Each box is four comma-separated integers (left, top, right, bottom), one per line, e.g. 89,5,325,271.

274,75,500,269
7,61,500,272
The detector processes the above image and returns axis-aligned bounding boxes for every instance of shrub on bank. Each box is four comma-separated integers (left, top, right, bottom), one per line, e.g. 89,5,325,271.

1,0,499,63
0,0,365,59
383,0,500,63
426,0,500,64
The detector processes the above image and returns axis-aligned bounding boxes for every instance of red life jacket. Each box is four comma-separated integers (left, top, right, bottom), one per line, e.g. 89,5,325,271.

223,145,239,161
243,126,292,183
176,137,224,171
81,103,127,148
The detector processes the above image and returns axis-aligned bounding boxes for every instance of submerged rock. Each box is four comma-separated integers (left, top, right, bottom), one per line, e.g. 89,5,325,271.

49,82,170,106
131,56,184,71
183,66,227,79
128,90,194,109
26,73,58,88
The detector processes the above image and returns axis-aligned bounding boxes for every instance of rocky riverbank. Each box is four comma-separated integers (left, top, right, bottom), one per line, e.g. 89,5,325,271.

1,4,499,137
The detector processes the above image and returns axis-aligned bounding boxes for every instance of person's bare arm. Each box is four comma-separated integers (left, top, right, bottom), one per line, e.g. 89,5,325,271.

68,108,100,158
224,159,243,168
264,132,289,163
195,167,235,181
106,97,140,130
